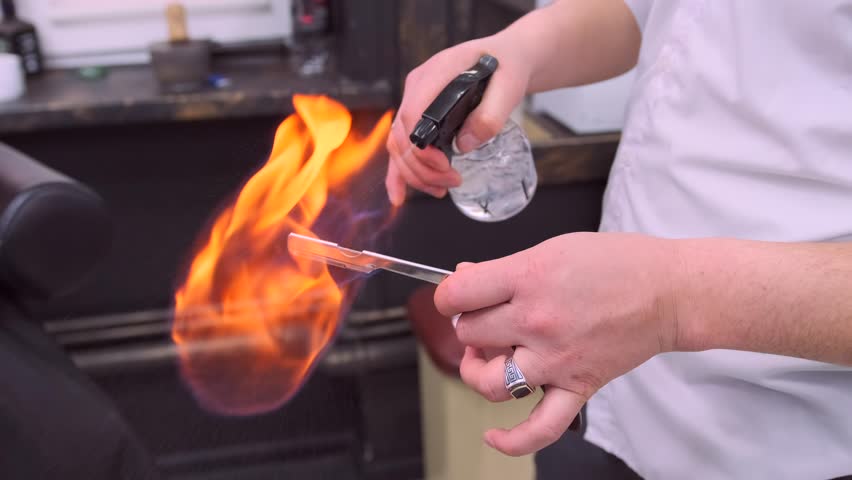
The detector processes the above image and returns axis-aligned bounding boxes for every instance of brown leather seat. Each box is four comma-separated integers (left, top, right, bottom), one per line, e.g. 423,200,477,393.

406,284,464,378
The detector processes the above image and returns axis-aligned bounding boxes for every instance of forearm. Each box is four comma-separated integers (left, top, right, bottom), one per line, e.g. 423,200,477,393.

674,238,852,366
494,0,641,93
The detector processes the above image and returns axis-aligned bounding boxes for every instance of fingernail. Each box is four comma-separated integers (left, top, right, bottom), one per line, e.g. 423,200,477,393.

483,434,495,449
451,314,461,328
386,182,398,206
392,189,406,206
456,132,481,153
388,184,405,206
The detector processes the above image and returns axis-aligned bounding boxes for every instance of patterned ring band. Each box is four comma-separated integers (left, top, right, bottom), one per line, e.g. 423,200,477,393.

505,356,535,399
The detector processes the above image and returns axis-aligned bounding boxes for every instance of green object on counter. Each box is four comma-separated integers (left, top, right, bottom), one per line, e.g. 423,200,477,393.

77,66,108,80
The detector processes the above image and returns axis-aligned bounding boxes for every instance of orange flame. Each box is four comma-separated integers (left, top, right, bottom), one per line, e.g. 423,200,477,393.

172,95,395,415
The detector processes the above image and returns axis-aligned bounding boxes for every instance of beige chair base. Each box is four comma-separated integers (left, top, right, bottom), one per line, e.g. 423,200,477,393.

417,347,539,480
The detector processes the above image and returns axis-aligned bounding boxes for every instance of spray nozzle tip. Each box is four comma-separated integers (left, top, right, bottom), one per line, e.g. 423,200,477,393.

410,118,439,149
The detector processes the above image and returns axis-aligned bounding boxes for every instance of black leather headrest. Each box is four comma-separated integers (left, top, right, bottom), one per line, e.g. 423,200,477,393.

0,143,112,300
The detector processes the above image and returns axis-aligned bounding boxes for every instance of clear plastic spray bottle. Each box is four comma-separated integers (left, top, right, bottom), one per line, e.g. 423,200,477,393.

408,55,536,222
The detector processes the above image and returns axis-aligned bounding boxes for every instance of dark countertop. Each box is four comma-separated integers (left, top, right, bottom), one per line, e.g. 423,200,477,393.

523,114,619,185
0,54,393,135
0,51,618,184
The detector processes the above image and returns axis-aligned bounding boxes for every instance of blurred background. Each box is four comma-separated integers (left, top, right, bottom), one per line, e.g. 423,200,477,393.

0,1,633,479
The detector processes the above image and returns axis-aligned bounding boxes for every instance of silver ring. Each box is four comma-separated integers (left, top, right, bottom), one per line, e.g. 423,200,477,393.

505,356,535,399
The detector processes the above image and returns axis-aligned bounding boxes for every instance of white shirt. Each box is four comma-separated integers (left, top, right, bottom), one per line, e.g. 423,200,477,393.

586,1,852,479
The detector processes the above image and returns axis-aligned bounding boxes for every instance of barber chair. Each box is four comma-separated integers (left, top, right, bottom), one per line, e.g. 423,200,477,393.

0,143,160,479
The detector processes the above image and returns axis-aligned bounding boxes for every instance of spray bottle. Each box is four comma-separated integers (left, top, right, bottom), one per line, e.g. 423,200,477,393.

409,55,536,222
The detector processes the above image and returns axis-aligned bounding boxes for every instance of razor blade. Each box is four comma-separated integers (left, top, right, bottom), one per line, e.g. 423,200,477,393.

287,233,452,285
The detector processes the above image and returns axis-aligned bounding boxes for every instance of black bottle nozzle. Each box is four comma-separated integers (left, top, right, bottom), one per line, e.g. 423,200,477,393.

409,54,499,158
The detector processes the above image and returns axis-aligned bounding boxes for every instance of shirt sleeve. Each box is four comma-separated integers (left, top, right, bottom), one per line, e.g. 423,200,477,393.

622,0,653,33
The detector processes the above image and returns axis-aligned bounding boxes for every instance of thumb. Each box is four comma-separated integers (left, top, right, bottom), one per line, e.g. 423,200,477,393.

484,387,584,457
455,69,526,153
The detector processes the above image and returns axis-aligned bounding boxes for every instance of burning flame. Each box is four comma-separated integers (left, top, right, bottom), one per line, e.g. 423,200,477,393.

172,95,395,415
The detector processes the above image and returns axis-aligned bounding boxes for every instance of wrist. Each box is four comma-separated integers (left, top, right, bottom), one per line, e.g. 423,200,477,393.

667,238,720,353
644,237,686,354
490,8,556,93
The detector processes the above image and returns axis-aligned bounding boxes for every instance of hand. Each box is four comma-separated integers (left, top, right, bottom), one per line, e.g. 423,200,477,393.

386,34,532,206
434,232,682,456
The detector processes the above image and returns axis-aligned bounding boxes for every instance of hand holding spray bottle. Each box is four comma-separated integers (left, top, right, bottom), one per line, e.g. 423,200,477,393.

407,55,537,223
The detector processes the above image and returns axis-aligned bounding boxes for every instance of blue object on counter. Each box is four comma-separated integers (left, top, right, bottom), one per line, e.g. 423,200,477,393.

207,74,231,89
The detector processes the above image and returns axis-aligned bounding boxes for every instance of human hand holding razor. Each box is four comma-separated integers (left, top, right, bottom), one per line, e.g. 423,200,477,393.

434,233,680,456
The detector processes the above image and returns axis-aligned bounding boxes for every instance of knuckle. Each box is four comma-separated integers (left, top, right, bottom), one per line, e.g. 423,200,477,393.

536,315,559,337
455,261,474,271
514,309,535,332
521,249,546,281
387,130,405,155
404,69,421,90
399,111,417,133
473,111,504,139
391,123,408,140
516,310,554,338
567,369,604,400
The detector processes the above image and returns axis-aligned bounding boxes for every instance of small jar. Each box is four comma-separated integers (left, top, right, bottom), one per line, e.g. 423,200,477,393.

0,53,25,102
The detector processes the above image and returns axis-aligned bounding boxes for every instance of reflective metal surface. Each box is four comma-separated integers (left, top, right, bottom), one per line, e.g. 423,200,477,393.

287,233,452,285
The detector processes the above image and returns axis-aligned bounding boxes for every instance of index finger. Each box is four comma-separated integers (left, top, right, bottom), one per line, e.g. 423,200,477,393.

434,257,518,317
391,117,452,173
